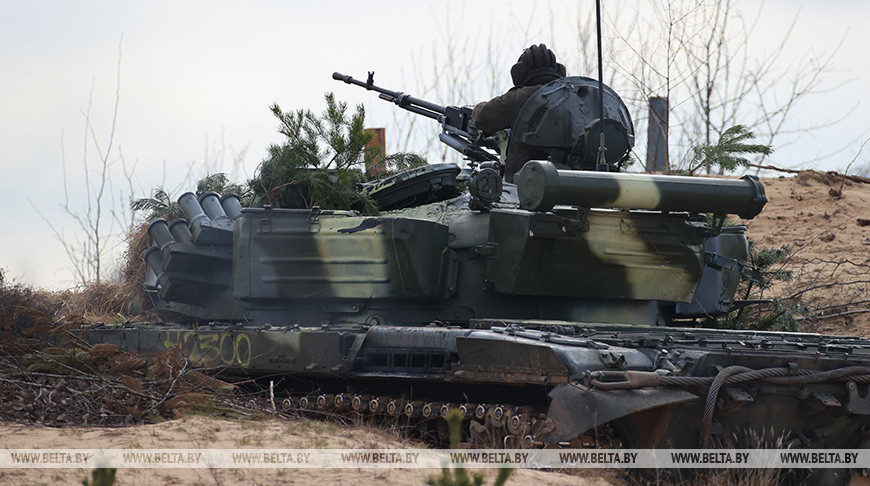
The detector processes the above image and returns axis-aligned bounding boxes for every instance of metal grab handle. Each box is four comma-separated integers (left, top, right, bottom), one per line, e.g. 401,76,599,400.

589,370,660,390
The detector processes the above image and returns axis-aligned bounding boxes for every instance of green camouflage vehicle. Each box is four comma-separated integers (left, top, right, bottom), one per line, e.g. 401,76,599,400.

87,73,870,482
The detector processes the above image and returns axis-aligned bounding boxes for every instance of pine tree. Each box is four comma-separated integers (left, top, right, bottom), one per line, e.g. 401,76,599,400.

250,93,379,214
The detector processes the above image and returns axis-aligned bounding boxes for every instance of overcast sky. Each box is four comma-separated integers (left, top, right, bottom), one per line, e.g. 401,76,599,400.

2,0,868,289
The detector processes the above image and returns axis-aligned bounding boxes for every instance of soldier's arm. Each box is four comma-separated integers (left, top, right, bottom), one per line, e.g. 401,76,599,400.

472,89,529,133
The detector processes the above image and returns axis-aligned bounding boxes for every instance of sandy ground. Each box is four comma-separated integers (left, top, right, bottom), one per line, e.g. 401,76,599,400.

0,416,615,485
3,172,869,485
739,172,870,336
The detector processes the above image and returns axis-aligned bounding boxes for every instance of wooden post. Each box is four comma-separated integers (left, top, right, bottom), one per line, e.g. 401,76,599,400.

364,128,386,177
646,97,668,173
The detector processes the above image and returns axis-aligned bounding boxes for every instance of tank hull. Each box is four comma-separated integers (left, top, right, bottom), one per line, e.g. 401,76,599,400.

87,319,870,451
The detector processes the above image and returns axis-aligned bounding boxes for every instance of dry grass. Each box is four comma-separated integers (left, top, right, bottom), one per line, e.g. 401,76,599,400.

0,223,155,331
0,224,242,427
0,326,244,427
118,222,152,301
626,468,781,486
53,223,154,322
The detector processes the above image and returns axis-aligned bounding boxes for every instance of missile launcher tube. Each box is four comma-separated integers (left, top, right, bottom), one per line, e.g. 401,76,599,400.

178,192,209,228
168,218,192,243
516,160,767,219
198,191,229,220
146,218,174,248
220,193,243,220
143,246,163,275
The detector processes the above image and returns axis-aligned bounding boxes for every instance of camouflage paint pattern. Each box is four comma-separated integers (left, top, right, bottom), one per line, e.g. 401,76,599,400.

516,160,767,218
234,208,458,302
485,208,704,302
143,170,760,327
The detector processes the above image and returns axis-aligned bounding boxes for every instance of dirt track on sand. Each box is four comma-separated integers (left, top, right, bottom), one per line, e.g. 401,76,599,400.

0,416,614,485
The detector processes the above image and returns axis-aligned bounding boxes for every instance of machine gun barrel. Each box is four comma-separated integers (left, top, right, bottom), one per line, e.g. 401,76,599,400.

333,70,498,163
332,72,446,121
516,160,767,219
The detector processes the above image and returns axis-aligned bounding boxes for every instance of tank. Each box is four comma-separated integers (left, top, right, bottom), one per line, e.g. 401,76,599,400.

86,73,870,483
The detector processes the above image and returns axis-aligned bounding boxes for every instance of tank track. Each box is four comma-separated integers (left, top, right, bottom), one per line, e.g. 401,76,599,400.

274,392,617,449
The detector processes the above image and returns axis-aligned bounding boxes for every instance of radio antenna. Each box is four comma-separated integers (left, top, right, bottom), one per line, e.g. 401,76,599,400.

595,0,608,171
